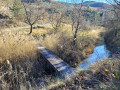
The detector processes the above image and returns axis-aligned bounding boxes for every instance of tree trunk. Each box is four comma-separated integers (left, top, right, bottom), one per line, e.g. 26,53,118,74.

73,28,78,45
115,29,118,37
73,21,79,45
72,24,74,31
29,24,33,34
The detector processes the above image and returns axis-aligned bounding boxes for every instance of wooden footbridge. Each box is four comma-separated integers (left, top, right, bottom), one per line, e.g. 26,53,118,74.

37,44,76,78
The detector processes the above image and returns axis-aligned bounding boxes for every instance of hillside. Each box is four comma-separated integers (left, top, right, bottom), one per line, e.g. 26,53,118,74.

20,0,109,9
53,1,109,9
21,0,54,2
83,1,109,9
54,1,109,9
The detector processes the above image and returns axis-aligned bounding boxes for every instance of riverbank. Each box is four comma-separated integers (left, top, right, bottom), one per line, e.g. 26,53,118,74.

45,44,119,90
104,29,120,54
47,28,120,90
44,27,120,89
48,58,120,90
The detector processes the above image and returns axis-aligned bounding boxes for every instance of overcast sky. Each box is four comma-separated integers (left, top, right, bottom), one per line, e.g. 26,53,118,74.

55,0,108,3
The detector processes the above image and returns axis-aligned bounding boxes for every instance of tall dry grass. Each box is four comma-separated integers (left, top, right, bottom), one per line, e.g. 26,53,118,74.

0,32,38,89
0,32,37,62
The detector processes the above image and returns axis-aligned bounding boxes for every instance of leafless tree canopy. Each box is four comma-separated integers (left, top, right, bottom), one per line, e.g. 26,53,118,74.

22,0,45,34
49,8,65,33
71,0,84,45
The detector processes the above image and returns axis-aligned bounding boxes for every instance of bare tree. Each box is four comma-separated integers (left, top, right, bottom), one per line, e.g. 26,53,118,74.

22,1,45,34
112,0,120,36
106,0,120,36
107,0,120,19
49,7,65,33
113,0,120,6
71,12,77,31
71,0,84,45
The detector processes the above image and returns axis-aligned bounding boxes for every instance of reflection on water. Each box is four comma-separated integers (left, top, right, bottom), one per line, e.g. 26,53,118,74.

77,45,110,69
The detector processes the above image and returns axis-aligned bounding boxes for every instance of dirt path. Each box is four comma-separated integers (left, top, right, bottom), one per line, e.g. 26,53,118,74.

3,23,51,32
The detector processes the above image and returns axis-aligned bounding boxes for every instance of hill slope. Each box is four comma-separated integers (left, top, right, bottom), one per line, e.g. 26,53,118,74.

83,1,109,9
20,0,109,9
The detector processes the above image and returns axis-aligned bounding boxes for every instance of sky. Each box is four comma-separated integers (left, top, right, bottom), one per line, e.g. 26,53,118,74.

55,0,108,3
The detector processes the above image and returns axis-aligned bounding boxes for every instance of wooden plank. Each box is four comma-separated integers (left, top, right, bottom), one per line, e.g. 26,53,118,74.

37,45,76,78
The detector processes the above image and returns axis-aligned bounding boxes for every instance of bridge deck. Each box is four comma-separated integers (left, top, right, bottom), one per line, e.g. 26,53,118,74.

37,45,76,78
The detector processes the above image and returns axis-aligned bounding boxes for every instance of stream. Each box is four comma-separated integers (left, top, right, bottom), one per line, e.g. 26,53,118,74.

77,44,110,69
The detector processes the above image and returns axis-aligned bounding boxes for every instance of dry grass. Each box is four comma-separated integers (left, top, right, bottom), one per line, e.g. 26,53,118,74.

0,32,39,89
88,58,120,89
0,32,37,62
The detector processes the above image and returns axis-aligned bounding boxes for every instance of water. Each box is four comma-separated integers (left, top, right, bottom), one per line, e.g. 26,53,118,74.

77,45,110,69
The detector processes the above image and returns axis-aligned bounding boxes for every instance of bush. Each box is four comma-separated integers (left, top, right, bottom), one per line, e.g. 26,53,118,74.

104,28,120,53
